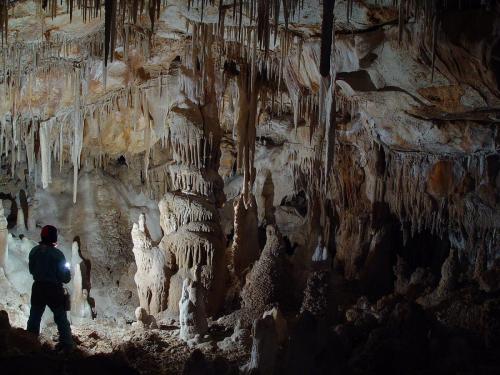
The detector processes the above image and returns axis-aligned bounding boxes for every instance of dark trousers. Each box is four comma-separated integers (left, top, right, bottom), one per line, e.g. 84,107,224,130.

26,281,73,347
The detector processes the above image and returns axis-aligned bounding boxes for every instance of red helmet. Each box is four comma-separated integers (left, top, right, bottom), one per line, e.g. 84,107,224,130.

40,225,58,245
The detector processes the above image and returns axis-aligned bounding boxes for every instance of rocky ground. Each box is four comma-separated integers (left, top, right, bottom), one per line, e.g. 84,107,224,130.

1,261,500,375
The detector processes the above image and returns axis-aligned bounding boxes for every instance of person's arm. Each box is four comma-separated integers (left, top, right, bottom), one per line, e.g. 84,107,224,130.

55,251,71,284
28,248,36,275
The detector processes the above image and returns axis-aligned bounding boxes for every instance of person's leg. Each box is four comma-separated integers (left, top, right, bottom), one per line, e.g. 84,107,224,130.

47,286,74,349
26,282,46,336
51,305,74,348
26,304,46,336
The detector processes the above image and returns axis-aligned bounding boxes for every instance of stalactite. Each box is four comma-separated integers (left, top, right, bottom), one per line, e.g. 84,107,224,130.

25,123,35,177
40,119,55,190
0,0,8,45
318,0,337,191
72,69,83,203
143,92,151,185
431,11,439,82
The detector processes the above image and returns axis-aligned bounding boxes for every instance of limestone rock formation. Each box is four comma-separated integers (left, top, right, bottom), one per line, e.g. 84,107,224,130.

230,193,260,279
242,315,278,375
15,195,27,233
71,241,84,270
300,270,331,318
394,256,436,298
179,277,208,342
71,263,92,319
132,307,157,330
0,0,499,373
262,307,288,345
312,235,329,263
0,201,8,270
131,214,170,315
241,225,286,318
418,249,460,307
157,48,227,316
217,318,252,352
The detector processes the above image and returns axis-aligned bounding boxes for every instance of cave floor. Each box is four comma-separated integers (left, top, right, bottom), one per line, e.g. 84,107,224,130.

1,317,248,375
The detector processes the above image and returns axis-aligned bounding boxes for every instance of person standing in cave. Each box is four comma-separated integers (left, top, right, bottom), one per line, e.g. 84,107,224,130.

26,225,74,352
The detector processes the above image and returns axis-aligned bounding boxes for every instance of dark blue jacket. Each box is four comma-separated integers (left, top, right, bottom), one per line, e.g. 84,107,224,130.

28,244,71,285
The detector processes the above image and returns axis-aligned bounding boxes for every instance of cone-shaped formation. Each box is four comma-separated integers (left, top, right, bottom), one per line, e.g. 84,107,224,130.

241,225,286,318
230,193,260,280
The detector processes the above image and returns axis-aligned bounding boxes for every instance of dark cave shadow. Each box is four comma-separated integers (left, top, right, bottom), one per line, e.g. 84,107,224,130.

0,193,16,229
19,189,29,231
0,352,139,375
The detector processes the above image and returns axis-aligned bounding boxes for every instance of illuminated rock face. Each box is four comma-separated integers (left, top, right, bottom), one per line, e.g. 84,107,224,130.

133,307,157,330
131,214,170,315
0,201,7,271
178,277,208,342
157,49,227,316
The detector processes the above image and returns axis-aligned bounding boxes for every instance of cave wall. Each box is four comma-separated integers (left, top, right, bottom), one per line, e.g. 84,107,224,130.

0,0,498,320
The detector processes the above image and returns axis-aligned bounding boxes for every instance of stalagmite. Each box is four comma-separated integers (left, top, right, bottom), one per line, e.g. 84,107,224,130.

0,201,8,270
26,198,36,231
39,119,54,190
312,235,324,262
241,314,277,374
418,249,459,307
71,241,83,270
15,195,27,233
159,44,226,315
230,193,260,279
131,214,170,314
72,70,84,204
300,270,330,318
132,307,158,330
71,263,92,320
179,272,208,342
241,225,286,318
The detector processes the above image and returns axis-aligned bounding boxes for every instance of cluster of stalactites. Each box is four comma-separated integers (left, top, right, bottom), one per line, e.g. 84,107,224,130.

187,0,303,52
40,0,164,65
1,0,162,90
390,0,494,80
168,165,222,198
166,231,216,272
331,137,500,264
169,116,217,169
382,150,497,241
288,142,325,199
0,22,151,88
0,69,171,202
159,193,217,235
